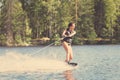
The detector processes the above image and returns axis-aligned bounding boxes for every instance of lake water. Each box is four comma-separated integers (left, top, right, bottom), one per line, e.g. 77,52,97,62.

0,45,120,80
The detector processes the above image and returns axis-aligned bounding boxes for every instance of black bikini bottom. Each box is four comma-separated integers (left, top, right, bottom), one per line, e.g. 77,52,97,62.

62,37,72,45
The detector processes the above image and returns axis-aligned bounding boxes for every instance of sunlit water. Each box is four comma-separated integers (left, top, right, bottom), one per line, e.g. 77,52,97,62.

0,45,120,80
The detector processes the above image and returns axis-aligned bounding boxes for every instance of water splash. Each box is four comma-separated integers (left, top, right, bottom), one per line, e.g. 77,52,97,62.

0,52,75,73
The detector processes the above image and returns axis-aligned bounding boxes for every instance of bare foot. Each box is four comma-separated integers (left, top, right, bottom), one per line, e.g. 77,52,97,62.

65,60,68,62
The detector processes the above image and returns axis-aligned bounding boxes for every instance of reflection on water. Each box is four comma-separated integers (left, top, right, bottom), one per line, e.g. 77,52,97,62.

64,70,75,80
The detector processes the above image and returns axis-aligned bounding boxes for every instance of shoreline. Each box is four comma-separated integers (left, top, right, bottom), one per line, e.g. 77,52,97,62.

0,38,120,47
0,42,120,47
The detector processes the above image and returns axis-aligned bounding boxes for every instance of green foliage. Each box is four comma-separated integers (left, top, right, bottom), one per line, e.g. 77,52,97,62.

0,0,120,46
103,0,116,38
51,33,61,45
94,0,118,40
0,0,32,46
114,0,120,42
0,34,6,46
72,36,81,45
77,0,97,40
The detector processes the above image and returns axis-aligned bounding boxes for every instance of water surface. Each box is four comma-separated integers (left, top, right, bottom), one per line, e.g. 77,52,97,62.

0,45,120,80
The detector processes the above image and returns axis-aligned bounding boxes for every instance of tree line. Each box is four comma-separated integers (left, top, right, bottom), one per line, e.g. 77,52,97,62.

0,0,120,46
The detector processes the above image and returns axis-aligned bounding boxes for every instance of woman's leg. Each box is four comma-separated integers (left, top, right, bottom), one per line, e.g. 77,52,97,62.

69,45,73,61
62,42,70,62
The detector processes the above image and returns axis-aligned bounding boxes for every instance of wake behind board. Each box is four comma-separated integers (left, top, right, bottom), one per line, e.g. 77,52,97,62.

68,62,78,67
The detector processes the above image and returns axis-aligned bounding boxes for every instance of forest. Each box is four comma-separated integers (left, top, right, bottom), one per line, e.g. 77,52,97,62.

0,0,120,46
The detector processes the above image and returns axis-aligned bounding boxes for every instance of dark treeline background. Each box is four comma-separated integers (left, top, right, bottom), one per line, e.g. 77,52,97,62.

0,0,120,46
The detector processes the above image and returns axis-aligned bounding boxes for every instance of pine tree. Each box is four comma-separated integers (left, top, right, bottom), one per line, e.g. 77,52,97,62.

114,0,120,42
77,0,97,40
2,0,14,46
103,0,116,40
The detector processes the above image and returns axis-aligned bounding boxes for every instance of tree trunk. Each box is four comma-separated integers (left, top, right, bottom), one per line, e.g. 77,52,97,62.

75,0,78,25
3,0,14,46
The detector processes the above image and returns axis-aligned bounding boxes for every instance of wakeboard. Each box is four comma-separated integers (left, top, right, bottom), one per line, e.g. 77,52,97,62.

68,62,78,66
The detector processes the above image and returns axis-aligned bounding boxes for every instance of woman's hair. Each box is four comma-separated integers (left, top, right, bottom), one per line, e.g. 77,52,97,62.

67,22,75,31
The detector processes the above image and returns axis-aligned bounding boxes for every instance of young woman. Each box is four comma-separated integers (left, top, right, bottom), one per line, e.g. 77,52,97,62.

62,22,76,63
